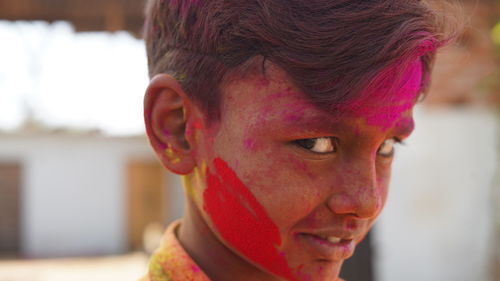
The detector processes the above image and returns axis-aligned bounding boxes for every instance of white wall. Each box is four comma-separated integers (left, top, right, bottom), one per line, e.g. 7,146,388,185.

166,174,185,225
375,108,498,281
0,134,163,258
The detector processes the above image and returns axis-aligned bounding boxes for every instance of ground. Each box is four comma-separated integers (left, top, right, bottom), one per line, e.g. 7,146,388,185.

0,252,149,281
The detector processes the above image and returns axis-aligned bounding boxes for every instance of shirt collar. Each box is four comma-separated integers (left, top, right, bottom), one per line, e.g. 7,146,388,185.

147,220,211,281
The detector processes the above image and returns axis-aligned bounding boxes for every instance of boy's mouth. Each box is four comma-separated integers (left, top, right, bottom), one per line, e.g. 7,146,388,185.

318,235,345,244
296,232,357,261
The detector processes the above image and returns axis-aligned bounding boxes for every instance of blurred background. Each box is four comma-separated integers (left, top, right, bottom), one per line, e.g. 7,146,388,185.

0,0,498,281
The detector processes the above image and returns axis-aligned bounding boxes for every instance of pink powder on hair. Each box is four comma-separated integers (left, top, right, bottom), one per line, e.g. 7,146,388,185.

416,38,437,56
341,58,423,130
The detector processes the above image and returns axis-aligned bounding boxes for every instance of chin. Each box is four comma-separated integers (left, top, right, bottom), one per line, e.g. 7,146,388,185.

291,259,344,281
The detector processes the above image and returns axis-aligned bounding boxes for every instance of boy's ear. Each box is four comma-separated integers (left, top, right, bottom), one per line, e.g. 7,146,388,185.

144,74,196,174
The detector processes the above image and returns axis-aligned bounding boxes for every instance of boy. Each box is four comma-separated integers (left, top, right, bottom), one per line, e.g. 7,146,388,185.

141,1,448,280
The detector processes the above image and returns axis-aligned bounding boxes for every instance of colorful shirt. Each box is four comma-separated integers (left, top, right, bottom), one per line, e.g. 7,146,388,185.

140,220,211,281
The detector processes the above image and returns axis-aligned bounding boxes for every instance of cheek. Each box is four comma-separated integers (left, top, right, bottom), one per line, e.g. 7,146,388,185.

287,155,318,180
373,164,392,214
377,169,391,204
203,158,298,281
239,149,323,228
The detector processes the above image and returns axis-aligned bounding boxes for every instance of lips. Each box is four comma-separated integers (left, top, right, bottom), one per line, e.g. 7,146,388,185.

297,232,357,261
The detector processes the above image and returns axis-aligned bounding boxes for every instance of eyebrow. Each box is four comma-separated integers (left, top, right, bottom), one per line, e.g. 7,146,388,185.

278,110,356,135
271,95,418,135
279,108,417,139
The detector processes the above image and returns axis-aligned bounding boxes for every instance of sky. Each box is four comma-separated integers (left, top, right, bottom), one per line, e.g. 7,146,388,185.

0,20,149,136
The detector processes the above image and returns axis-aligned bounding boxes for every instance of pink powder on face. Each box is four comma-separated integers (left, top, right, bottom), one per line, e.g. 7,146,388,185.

193,120,203,129
294,264,313,281
203,158,297,281
243,138,256,151
284,110,306,123
256,76,271,90
267,88,298,100
191,264,201,273
341,58,423,130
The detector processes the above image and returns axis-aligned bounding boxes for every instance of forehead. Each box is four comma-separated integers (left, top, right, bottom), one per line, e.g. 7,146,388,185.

220,60,421,131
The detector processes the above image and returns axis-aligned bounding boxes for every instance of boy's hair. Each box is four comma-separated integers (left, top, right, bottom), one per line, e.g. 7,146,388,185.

144,0,453,121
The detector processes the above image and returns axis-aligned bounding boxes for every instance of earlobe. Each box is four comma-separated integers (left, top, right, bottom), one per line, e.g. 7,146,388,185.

144,74,196,174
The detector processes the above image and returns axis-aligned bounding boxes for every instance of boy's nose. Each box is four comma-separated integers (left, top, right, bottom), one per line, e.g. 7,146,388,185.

326,159,383,219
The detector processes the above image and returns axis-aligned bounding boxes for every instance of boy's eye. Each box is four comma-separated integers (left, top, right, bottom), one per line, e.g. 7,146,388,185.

295,137,337,154
377,138,400,157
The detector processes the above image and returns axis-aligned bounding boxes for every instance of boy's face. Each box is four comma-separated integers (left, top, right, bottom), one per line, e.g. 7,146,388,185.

186,60,420,281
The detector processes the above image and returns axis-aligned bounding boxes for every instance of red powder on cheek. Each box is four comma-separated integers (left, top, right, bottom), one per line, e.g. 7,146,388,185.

203,158,297,281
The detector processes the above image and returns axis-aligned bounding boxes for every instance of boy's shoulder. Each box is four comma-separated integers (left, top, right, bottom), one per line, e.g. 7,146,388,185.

140,220,211,281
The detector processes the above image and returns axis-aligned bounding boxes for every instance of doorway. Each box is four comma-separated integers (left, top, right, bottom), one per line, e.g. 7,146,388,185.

126,161,168,252
0,163,22,257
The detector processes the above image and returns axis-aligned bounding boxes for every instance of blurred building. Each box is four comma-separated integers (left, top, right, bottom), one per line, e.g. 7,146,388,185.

0,127,184,258
0,0,146,36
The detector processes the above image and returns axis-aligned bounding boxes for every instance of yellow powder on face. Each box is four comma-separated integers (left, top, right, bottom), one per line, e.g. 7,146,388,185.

182,161,207,204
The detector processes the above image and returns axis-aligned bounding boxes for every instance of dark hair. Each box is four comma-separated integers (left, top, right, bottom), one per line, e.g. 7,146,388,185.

144,0,453,121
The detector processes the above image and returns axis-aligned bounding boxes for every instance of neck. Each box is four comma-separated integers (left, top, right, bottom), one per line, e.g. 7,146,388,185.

178,196,282,281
